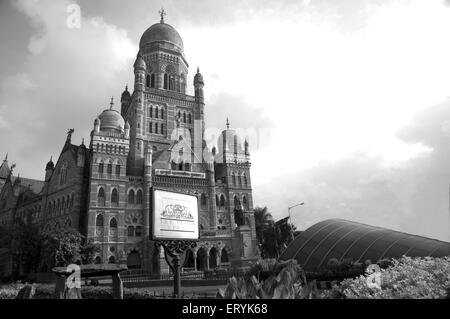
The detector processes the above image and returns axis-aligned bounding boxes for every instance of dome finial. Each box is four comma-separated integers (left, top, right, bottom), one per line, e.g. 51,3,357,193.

197,67,200,73
110,96,114,109
226,118,230,129
159,8,166,23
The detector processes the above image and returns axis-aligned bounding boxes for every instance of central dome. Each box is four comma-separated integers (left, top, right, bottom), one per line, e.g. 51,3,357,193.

139,22,184,52
98,109,125,133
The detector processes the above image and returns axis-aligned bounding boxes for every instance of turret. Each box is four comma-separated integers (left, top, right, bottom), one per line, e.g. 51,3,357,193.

94,117,100,133
121,84,131,115
45,156,54,181
134,52,146,92
194,67,204,103
124,121,130,138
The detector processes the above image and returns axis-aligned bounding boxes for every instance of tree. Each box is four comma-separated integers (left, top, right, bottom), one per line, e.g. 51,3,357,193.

41,228,100,270
254,207,298,259
9,219,42,275
41,228,83,269
79,238,100,265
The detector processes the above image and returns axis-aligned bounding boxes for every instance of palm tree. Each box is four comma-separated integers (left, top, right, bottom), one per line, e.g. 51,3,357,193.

254,207,279,258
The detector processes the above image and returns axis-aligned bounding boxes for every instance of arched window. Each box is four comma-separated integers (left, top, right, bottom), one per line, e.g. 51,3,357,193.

107,163,112,175
146,74,150,87
155,108,159,118
115,165,120,177
161,109,164,119
243,196,248,210
94,256,102,264
127,226,135,237
150,74,155,88
110,217,117,228
96,214,104,227
234,195,240,209
221,249,229,263
150,106,153,117
136,190,143,205
243,174,248,185
99,162,104,175
232,173,236,185
135,226,142,237
201,194,207,208
220,195,225,207
164,74,168,89
178,161,184,171
98,188,105,206
178,110,181,118
188,113,192,124
183,112,186,123
161,124,164,135
238,174,242,186
216,195,220,207
169,75,175,91
108,256,115,264
111,188,119,206
149,122,153,133
128,190,135,204
155,123,158,134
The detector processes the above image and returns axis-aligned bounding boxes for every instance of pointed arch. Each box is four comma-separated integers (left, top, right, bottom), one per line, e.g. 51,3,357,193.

96,214,104,227
201,193,207,208
98,187,105,206
128,189,135,205
111,188,119,206
136,189,143,205
110,217,117,228
220,194,226,207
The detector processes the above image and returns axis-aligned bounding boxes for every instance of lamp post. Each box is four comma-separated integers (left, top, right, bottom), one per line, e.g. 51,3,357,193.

288,202,304,224
288,202,304,241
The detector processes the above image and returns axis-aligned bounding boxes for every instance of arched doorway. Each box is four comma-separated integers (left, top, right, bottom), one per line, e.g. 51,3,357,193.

184,249,195,271
94,256,102,264
196,248,207,271
221,249,229,263
108,256,116,264
127,250,141,269
209,247,218,269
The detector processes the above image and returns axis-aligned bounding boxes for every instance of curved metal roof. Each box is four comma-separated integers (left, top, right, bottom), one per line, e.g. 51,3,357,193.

279,219,450,271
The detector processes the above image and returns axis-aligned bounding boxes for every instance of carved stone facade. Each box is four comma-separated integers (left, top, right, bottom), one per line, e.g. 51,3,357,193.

0,15,258,275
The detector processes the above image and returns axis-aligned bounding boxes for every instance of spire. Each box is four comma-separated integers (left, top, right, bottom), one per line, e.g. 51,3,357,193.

159,8,166,23
125,84,128,91
226,118,230,129
110,96,114,109
4,153,7,161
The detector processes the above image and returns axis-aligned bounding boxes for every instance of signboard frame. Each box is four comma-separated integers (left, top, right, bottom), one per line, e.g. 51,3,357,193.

151,187,200,242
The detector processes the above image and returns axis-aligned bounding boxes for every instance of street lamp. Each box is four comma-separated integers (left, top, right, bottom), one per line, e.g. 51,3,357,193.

288,202,305,224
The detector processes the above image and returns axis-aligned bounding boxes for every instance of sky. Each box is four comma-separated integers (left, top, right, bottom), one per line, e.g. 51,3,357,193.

0,0,449,241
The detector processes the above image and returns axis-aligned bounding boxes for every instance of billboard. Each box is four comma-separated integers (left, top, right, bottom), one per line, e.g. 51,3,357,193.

152,189,199,240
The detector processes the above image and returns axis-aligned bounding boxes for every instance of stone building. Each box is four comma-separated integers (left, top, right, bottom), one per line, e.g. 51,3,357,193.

0,13,258,276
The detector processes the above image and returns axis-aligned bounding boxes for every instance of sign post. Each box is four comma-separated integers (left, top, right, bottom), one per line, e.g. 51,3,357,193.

152,189,199,298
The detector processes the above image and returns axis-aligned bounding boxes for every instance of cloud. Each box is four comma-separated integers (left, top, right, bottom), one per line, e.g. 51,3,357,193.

0,0,135,179
254,99,450,242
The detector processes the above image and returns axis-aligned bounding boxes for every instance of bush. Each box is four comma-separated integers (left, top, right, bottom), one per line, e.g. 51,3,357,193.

323,256,450,299
217,259,319,299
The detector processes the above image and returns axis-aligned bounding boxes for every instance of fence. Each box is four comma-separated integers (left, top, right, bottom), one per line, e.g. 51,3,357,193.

119,268,364,289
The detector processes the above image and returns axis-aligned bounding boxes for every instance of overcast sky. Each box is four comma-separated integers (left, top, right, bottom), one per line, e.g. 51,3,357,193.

0,0,449,241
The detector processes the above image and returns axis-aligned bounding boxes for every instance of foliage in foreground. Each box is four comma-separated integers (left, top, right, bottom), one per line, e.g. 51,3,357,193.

217,259,318,299
323,256,450,299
